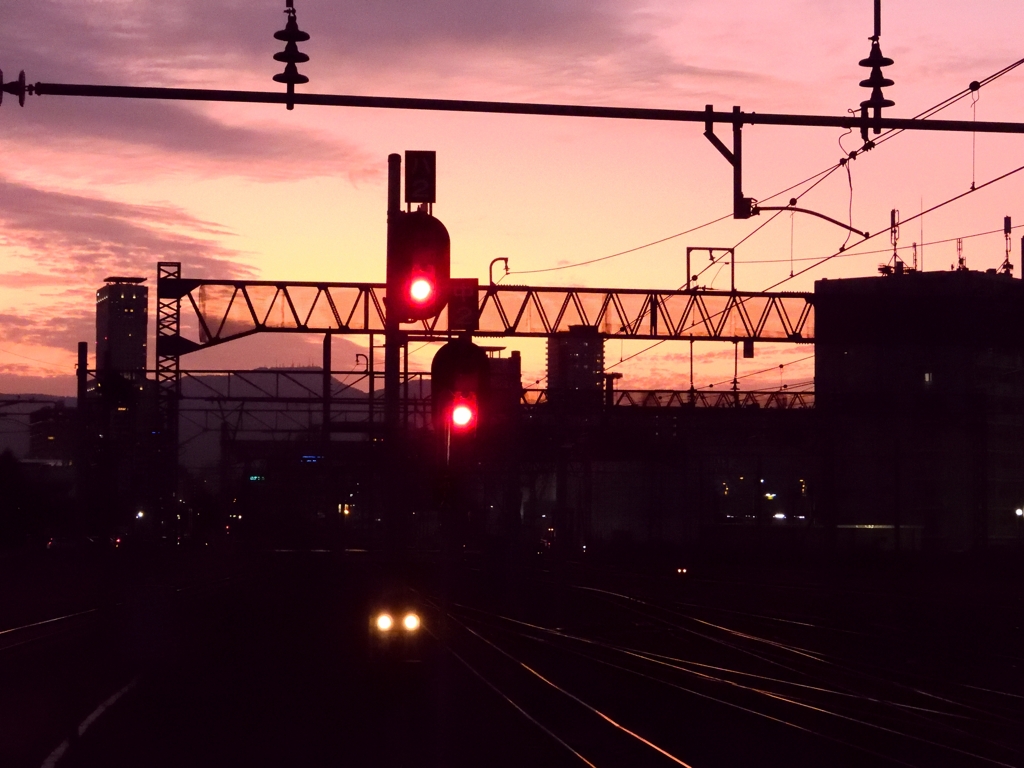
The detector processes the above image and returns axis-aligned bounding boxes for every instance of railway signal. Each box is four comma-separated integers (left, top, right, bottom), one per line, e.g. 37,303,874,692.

387,209,451,322
431,338,489,438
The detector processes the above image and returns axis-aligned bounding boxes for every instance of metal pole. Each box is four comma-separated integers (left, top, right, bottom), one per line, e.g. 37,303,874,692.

75,341,89,523
402,339,409,430
76,341,88,406
367,335,375,426
732,342,739,395
26,83,1024,134
322,333,331,439
384,154,402,434
689,340,695,398
732,107,745,218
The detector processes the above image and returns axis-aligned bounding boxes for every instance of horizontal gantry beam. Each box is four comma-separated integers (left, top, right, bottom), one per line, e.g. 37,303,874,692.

28,83,1024,135
157,277,813,355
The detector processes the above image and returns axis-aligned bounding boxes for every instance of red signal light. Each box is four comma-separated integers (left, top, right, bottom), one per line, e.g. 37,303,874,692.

409,277,434,304
387,211,450,322
452,404,473,427
450,394,477,430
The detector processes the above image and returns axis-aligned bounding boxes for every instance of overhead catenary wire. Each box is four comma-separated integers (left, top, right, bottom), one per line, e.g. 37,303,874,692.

607,212,789,371
509,214,732,276
699,354,815,391
742,222,1024,264
508,56,1024,282
517,56,1024,377
765,161,1024,290
0,346,71,371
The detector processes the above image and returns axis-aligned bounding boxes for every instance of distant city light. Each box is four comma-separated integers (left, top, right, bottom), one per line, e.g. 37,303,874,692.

136,511,144,519
773,513,786,520
1016,508,1023,517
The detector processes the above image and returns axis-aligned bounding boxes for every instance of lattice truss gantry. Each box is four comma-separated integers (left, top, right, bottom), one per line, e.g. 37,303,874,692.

155,270,813,356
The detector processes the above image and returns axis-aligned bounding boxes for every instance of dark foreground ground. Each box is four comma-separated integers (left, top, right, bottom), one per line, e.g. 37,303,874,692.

2,544,1023,768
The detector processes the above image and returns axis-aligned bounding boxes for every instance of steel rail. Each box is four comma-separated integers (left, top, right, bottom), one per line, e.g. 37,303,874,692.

28,82,1024,135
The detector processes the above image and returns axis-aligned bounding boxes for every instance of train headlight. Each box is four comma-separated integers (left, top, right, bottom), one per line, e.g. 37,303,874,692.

402,613,420,631
376,613,393,631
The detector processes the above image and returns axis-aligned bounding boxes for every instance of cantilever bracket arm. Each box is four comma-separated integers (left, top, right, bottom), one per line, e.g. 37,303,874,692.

703,114,733,164
703,105,754,220
755,205,869,239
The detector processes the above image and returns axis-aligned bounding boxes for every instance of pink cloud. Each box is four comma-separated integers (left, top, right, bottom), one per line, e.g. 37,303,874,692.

0,176,252,281
0,310,91,351
0,271,70,288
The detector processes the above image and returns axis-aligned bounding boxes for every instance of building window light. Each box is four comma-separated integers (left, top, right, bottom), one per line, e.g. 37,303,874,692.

924,372,933,384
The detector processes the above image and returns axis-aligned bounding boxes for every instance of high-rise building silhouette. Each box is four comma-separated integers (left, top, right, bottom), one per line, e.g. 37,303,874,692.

96,276,148,381
546,325,604,408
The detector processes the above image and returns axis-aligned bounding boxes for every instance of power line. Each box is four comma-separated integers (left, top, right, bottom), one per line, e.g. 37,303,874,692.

525,57,1024,373
699,354,815,390
757,164,843,207
764,161,1024,290
779,378,815,390
510,215,732,276
607,158,1024,370
867,57,1024,153
609,174,1017,371
733,210,785,250
509,167,839,280
0,346,71,372
510,58,1024,284
742,222,1024,265
507,58,1022,283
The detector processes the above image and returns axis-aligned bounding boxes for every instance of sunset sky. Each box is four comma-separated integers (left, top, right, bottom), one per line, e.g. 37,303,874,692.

1,0,1023,395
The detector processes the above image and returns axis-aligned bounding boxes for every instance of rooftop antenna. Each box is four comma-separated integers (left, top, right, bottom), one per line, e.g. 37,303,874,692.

858,0,895,142
1001,216,1014,275
956,238,968,271
879,208,904,275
